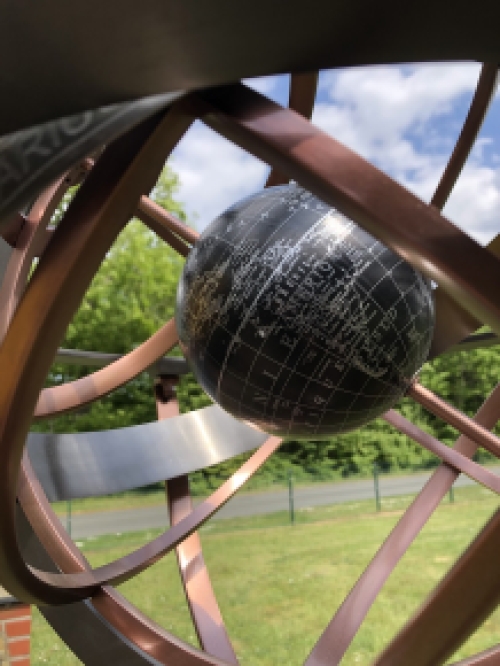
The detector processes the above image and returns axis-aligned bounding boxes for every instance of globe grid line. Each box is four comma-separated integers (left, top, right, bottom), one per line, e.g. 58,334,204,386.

212,193,335,411
183,191,286,356
276,225,425,430
320,262,434,433
196,277,428,428
196,195,402,430
262,216,389,429
270,219,430,432
217,355,400,408
205,325,402,423
181,186,433,438
346,251,430,370
234,211,348,424
184,75,500,660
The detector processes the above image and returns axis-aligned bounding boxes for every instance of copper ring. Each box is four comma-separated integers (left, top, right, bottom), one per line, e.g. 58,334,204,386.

0,101,195,602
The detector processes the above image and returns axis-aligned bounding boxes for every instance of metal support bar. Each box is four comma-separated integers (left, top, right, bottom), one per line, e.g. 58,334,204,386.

54,348,190,376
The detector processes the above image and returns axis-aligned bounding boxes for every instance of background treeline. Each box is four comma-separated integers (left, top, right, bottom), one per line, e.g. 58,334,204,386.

32,165,500,494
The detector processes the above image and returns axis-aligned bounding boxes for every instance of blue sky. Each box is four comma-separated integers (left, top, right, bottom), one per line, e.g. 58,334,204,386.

170,63,500,245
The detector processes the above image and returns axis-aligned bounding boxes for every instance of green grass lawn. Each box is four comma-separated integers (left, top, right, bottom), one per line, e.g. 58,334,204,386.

33,484,500,665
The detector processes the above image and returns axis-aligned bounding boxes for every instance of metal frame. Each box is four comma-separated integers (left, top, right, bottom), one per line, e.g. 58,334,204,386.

1,16,500,664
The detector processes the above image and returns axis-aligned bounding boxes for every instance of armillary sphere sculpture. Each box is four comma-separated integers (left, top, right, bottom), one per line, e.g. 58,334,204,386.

2,1,500,664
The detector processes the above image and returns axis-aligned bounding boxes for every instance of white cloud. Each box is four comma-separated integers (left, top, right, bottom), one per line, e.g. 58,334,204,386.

169,63,500,245
314,63,480,175
440,163,500,245
312,63,500,245
169,75,285,231
171,121,267,231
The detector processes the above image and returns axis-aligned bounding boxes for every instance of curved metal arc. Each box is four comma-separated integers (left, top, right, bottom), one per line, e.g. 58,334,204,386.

0,180,62,344
429,288,483,361
19,420,278,665
167,476,239,664
26,189,194,423
0,158,90,341
28,157,94,228
92,586,231,666
26,436,282,599
157,382,239,664
138,195,200,246
408,380,500,459
0,93,184,228
4,0,500,138
0,102,194,603
0,238,12,293
1,52,498,666
42,598,168,665
430,63,499,358
68,156,196,252
18,459,228,666
28,404,267,501
374,506,500,666
34,317,179,420
382,409,500,493
136,207,191,257
33,191,197,422
0,214,26,248
266,72,318,187
431,63,498,211
53,347,189,372
192,83,500,342
304,381,500,666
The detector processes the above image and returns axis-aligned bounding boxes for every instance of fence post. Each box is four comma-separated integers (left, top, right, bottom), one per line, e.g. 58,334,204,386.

373,463,381,512
288,471,295,525
67,499,72,537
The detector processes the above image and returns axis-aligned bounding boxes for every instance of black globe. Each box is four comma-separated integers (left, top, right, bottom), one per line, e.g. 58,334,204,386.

176,185,434,438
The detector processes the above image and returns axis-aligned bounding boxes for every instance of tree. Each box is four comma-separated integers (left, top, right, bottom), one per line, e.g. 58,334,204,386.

35,164,189,433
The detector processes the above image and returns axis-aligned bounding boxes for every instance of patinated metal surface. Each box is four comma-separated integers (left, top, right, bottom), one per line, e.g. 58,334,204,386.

408,381,500,459
34,318,179,420
0,238,12,295
451,645,500,665
0,94,183,226
375,507,500,665
304,382,500,666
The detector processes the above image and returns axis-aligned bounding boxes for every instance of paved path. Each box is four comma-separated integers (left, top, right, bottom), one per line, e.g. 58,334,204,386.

64,468,497,539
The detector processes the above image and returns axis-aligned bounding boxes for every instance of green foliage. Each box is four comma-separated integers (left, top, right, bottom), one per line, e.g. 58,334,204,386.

33,164,187,435
177,372,213,413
